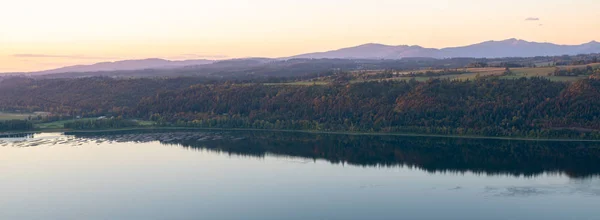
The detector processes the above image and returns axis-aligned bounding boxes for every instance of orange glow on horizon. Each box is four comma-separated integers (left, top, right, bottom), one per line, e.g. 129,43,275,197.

1,0,599,72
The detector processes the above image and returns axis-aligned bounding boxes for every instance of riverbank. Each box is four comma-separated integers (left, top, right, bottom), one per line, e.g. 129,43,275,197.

3,126,600,142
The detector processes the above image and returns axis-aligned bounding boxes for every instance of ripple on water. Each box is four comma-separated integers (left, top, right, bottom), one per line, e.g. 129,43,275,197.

1,131,238,149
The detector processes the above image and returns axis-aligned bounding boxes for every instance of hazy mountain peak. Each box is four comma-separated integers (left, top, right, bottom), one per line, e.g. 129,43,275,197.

32,58,214,75
357,43,390,47
289,39,600,59
503,38,525,42
584,40,600,45
18,38,600,76
504,38,529,45
351,43,412,49
480,38,529,45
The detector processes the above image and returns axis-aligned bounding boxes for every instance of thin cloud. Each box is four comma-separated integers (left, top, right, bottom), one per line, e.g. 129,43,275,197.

525,17,540,21
12,54,117,60
18,59,66,66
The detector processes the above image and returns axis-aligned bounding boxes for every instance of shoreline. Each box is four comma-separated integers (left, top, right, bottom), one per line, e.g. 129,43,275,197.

3,126,600,142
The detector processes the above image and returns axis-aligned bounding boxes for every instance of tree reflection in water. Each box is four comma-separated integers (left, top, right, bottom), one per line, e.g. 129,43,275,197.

69,130,600,179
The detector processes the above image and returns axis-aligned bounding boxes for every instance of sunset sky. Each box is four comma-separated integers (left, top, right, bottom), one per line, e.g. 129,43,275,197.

1,0,599,72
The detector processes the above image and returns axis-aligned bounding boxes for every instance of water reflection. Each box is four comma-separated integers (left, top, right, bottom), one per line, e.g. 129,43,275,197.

2,130,600,220
58,130,600,179
483,178,600,197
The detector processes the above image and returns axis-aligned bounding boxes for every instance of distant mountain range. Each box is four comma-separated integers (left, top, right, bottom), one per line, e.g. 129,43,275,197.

30,58,214,75
288,38,600,59
11,38,600,75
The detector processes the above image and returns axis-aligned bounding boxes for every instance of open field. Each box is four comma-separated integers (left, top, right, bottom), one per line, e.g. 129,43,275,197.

363,68,505,82
134,120,156,126
363,63,600,82
35,118,156,129
507,63,600,77
173,63,600,87
0,112,49,121
499,75,588,82
35,119,81,129
263,81,329,86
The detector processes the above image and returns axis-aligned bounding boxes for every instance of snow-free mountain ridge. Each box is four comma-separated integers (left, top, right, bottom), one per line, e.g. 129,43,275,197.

288,38,600,59
12,39,600,75
30,58,214,75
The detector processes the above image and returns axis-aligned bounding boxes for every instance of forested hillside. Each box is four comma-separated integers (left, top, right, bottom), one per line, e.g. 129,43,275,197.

0,77,213,115
10,53,599,79
1,76,600,138
135,78,600,138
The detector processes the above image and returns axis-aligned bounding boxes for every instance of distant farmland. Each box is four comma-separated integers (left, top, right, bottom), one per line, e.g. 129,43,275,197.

376,63,600,82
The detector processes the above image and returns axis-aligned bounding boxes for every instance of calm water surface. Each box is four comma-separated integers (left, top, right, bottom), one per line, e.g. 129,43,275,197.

1,131,600,220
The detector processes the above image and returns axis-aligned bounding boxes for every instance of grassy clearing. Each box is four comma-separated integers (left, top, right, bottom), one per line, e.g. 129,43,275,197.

134,120,156,126
499,75,588,82
35,118,156,129
367,70,502,82
0,112,49,121
0,113,31,121
512,67,553,76
255,64,600,86
510,63,600,77
35,119,82,129
263,81,329,86
369,64,600,82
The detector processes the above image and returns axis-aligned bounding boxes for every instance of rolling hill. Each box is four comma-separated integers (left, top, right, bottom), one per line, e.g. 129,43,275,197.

30,58,215,75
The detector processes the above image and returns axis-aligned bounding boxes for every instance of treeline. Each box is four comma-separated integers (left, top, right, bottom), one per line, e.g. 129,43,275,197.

18,53,599,80
468,62,526,68
71,130,600,178
403,69,469,77
3,76,600,139
467,54,600,69
0,120,34,131
136,78,600,139
64,118,138,130
0,77,212,116
555,54,600,66
342,69,470,82
551,65,600,76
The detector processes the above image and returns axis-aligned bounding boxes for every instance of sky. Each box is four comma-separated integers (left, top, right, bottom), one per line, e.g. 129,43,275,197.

1,0,600,72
